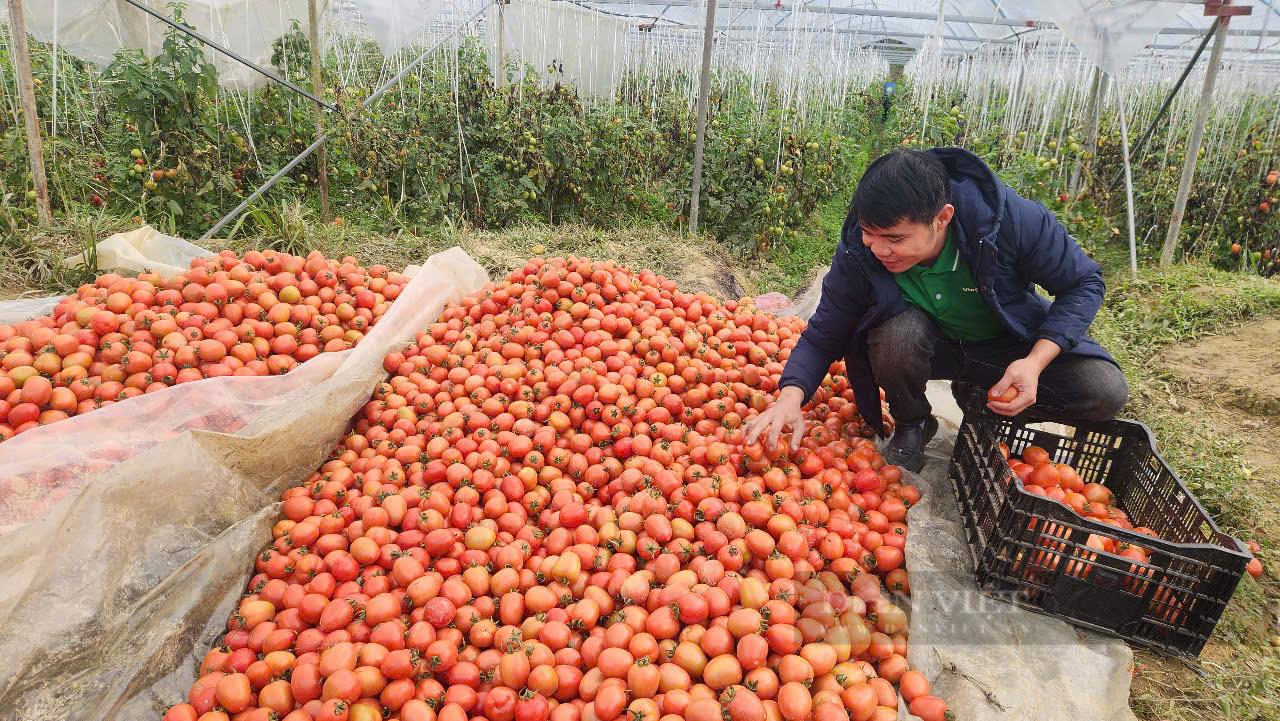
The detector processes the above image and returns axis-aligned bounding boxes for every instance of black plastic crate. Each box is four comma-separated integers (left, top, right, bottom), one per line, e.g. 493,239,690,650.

947,386,1252,658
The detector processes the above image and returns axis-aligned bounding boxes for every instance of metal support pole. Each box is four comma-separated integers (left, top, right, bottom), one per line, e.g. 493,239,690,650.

1161,17,1228,267
202,1,490,240
1108,18,1219,191
7,0,51,226
1069,67,1101,196
121,0,338,111
1115,83,1138,281
309,0,330,223
687,0,717,234
203,133,331,240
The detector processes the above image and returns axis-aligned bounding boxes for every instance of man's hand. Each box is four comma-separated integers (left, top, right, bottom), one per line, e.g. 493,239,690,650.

987,338,1062,416
745,385,806,451
986,358,1042,416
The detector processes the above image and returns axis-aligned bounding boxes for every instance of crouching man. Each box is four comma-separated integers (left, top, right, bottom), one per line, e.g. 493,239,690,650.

747,148,1127,472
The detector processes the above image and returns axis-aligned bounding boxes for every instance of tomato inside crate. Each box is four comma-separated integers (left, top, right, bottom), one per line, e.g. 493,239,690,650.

948,386,1252,658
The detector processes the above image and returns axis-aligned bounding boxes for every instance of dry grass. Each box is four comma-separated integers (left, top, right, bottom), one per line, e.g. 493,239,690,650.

206,215,753,301
2,209,755,305
0,214,137,300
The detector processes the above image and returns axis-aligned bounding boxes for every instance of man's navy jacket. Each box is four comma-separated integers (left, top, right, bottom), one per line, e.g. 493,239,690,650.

777,146,1116,438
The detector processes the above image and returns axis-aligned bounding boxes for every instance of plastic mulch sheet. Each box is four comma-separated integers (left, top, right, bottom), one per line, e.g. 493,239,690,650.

64,225,217,278
0,248,489,721
894,426,1140,721
0,237,483,534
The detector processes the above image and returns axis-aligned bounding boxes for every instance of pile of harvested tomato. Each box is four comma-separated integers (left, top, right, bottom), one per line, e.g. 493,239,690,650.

0,250,408,441
163,256,954,721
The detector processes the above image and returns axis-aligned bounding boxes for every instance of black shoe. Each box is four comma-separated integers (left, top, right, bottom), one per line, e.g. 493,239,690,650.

884,415,939,473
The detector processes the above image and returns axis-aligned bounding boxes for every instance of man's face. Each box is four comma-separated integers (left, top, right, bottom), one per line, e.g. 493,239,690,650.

861,204,955,273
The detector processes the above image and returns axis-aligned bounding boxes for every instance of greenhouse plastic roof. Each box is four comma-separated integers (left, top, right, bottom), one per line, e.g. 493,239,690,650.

12,0,1280,85
579,1,1280,58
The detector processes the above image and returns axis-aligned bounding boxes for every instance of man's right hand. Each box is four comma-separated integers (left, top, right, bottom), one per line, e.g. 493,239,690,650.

744,385,806,452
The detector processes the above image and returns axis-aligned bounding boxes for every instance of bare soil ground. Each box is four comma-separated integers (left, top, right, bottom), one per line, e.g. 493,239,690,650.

1129,318,1280,721
1157,318,1280,538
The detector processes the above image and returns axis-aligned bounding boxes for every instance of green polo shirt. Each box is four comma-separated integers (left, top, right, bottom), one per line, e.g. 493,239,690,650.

893,231,1004,341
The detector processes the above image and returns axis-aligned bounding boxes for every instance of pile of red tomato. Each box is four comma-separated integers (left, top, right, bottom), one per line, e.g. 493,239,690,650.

162,255,954,721
0,250,409,441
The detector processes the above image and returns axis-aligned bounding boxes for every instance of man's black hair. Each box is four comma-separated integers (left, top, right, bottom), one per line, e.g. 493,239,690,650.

851,149,951,230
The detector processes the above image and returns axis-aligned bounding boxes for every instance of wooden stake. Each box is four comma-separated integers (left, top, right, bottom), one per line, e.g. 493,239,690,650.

496,0,506,89
688,0,717,234
6,0,52,226
309,0,330,223
1161,18,1228,267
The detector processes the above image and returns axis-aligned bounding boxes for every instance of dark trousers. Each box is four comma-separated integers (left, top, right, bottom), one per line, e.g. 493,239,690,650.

868,308,1128,425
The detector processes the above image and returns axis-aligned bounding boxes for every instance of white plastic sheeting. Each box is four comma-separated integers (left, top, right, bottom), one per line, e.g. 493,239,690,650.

1021,0,1187,77
341,0,448,57
0,296,61,326
590,1,1280,57
65,224,216,277
0,235,487,538
0,249,489,720
20,0,328,89
622,12,887,118
489,0,634,96
15,1,1280,97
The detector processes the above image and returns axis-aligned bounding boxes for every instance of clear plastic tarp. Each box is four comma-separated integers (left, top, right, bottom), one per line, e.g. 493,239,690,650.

65,225,216,278
0,247,488,537
0,296,62,326
488,0,633,96
338,0,449,57
581,1,1280,63
0,248,489,719
1020,0,1188,77
9,0,476,89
